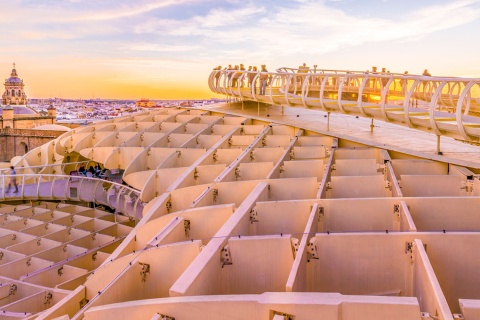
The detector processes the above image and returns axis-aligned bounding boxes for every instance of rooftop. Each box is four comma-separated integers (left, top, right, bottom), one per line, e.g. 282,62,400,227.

0,105,37,115
0,68,479,319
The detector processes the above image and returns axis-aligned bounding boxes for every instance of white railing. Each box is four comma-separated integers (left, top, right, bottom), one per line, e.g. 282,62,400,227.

0,174,144,220
209,68,480,142
0,161,94,175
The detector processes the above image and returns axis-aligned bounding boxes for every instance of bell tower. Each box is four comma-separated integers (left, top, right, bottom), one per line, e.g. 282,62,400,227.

2,63,27,105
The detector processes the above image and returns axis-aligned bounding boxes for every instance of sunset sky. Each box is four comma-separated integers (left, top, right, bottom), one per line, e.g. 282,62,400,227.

1,0,479,100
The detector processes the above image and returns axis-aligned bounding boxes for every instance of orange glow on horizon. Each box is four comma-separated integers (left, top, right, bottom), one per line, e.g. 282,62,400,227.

6,61,220,100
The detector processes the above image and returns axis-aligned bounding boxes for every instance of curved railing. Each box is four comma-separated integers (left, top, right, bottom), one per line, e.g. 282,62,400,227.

0,161,95,175
0,173,144,220
209,68,480,142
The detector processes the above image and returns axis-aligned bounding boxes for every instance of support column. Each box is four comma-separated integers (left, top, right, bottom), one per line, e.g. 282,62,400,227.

436,135,443,155
327,112,330,131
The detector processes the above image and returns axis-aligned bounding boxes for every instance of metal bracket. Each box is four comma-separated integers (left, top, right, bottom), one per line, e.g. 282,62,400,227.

290,238,300,258
139,262,150,282
461,181,474,192
393,204,400,221
58,266,64,276
235,167,241,179
405,241,413,254
92,252,97,261
212,152,218,162
272,310,295,320
385,181,391,190
250,151,256,161
307,238,319,261
212,189,219,202
249,209,259,224
9,284,17,296
44,292,53,305
318,206,324,218
79,298,89,309
184,220,191,237
157,314,175,320
221,245,232,267
289,149,295,160
166,201,172,212
394,204,400,213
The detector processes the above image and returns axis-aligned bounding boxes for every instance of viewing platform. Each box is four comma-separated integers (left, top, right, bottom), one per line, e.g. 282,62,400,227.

209,68,480,144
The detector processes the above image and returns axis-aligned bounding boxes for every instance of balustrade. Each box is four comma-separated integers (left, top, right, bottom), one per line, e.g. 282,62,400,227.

209,68,480,142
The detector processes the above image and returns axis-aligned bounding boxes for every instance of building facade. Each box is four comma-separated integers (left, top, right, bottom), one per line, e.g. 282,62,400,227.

0,64,67,162
136,99,156,108
0,127,65,161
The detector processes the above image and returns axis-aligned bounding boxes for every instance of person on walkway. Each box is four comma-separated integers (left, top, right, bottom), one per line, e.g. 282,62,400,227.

6,166,18,193
102,177,112,191
401,71,409,96
298,63,309,86
231,65,240,87
259,65,268,95
370,66,378,88
380,67,388,88
239,64,246,87
248,66,258,94
213,66,222,87
422,69,431,77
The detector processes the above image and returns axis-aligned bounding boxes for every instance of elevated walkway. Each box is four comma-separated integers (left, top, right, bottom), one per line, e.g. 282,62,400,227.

0,173,143,220
209,68,480,144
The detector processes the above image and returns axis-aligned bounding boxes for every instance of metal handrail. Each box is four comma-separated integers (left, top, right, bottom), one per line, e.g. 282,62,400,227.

0,161,93,174
0,174,143,220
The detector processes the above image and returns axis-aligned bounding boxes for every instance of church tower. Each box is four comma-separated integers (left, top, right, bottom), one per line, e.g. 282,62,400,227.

2,63,27,105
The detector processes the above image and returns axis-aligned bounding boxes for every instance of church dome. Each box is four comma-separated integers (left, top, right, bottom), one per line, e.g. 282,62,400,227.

5,76,22,84
5,67,22,84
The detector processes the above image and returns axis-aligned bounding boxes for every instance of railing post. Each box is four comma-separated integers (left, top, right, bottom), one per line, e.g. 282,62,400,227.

437,135,442,155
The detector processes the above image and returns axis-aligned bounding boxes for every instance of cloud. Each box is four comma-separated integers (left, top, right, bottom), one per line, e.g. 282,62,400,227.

73,0,189,21
1,0,479,99
128,44,201,52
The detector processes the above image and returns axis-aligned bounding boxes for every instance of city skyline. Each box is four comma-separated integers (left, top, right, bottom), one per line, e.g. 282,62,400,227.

1,0,479,100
